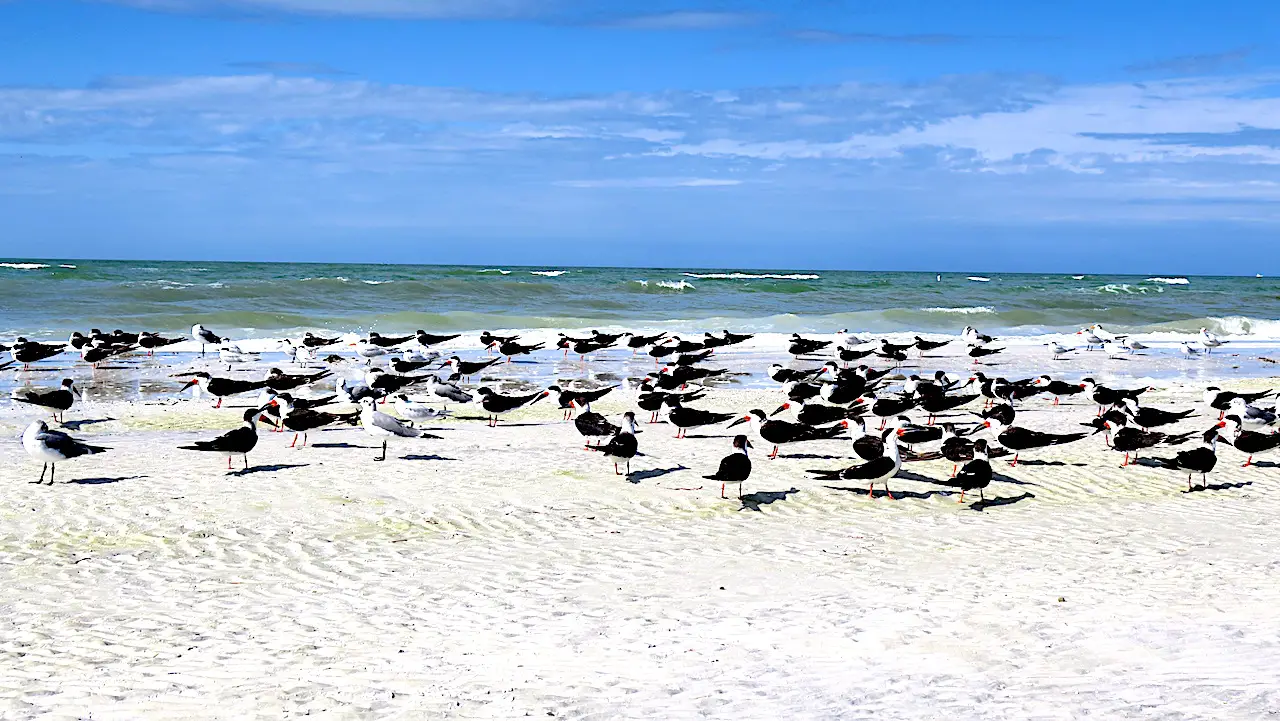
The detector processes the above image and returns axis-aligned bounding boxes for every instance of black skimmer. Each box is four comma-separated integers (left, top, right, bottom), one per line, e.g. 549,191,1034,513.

1119,399,1194,429
664,397,736,439
967,345,1004,363
585,412,639,475
68,332,92,350
657,364,728,388
415,330,461,348
669,338,706,354
479,331,518,352
490,339,545,363
177,372,271,408
302,332,341,348
992,378,1043,405
422,376,473,407
265,367,331,392
880,339,914,356
1152,426,1222,490
702,330,753,348
1199,328,1226,354
1226,396,1277,429
625,332,667,351
847,416,885,461
268,391,337,412
918,392,980,425
191,324,222,355
913,336,952,354
1204,387,1273,420
590,330,626,345
980,402,1016,427
1082,378,1150,415
12,378,81,423
634,383,705,424
393,394,451,424
390,356,435,374
179,407,272,469
476,387,550,427
366,368,432,396
1096,415,1195,466
274,399,360,448
1035,376,1085,406
568,338,612,360
367,331,415,348
570,398,620,445
787,334,831,357
138,332,182,355
805,429,901,499
934,439,993,502
360,397,442,460
107,329,139,345
819,377,867,406
443,355,501,381
648,339,680,364
22,420,108,484
770,399,863,427
548,384,617,420
983,417,1087,466
782,380,823,404
728,409,845,459
704,434,752,498
836,345,877,365
11,338,65,368
938,423,994,476
673,349,714,366
767,363,827,384
1221,415,1280,466
864,394,918,430
895,417,943,448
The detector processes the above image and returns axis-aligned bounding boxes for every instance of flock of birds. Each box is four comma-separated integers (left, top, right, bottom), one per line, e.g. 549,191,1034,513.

7,323,1279,501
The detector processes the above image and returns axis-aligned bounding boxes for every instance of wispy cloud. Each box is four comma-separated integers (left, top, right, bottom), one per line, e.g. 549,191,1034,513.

228,61,350,76
556,177,742,188
598,11,760,30
1124,47,1254,75
785,29,967,45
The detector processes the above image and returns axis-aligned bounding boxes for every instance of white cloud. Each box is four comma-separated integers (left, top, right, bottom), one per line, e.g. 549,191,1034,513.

556,177,742,188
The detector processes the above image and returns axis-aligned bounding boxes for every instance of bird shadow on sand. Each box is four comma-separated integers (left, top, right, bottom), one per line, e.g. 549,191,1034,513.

1005,460,1086,468
968,492,1036,512
69,475,146,485
308,442,368,449
1184,481,1253,493
626,465,687,484
228,463,309,477
823,484,946,501
400,454,457,462
681,433,734,439
739,488,800,512
1248,460,1280,469
776,452,844,460
60,418,116,431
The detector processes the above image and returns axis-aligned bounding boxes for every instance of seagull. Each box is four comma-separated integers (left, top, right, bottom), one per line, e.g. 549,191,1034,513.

1199,328,1226,354
1045,342,1076,360
422,376,473,407
703,434,753,499
393,394,452,424
12,378,81,423
191,324,223,356
360,397,442,461
1120,338,1149,353
1077,327,1106,351
179,407,273,470
1181,342,1201,358
22,420,108,484
1227,396,1277,429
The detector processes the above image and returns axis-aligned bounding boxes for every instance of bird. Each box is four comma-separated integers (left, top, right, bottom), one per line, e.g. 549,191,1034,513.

625,332,667,351
589,329,626,345
339,377,383,404
1203,387,1273,419
674,349,715,366
443,355,502,380
415,330,461,348
191,324,222,355
1226,396,1277,429
422,376,473,407
1221,415,1280,467
393,394,452,424
836,345,877,364
1181,342,1201,359
1120,398,1195,429
913,336,952,354
1199,328,1226,354
962,326,995,345
359,397,442,461
983,417,1087,466
932,439,993,503
1152,426,1223,490
302,332,342,348
12,378,81,423
68,331,92,350
1098,415,1195,466
585,412,640,475
703,330,753,348
354,342,390,362
549,384,617,420
895,417,944,448
218,343,259,368
367,331,415,348
865,394,918,430
265,367,332,392
366,367,433,396
479,331,519,351
21,420,108,484
476,387,550,427
10,338,65,368
1081,378,1149,415
1120,338,1149,353
390,356,436,374
806,429,901,499
728,409,846,459
939,423,985,477
177,372,271,408
1045,342,1076,360
490,339,545,362
918,392,980,425
788,334,832,357
1035,376,1086,406
846,416,885,461
273,399,360,448
634,383,705,424
771,399,863,427
138,332,183,355
704,434,753,499
664,397,737,439
968,345,1004,363
767,363,828,384
570,398,620,446
179,407,272,470
1077,327,1106,351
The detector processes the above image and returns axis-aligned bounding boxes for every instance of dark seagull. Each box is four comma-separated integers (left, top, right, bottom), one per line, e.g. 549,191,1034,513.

476,386,550,427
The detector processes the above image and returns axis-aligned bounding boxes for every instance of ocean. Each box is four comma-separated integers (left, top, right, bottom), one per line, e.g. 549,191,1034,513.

3,259,1279,340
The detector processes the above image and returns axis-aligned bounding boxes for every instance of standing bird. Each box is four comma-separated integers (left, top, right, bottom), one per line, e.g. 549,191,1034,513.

265,367,332,392
1203,387,1273,420
179,407,272,470
476,387,550,427
302,332,342,348
983,417,1087,466
549,383,617,420
1035,376,1086,406
918,392,980,425
968,345,1005,364
191,324,223,356
442,355,502,381
1101,415,1195,467
275,400,360,449
913,336,952,354
626,332,667,351
728,409,846,459
664,397,737,439
177,372,270,408
490,339,545,363
806,429,901,499
1199,327,1226,354
933,439,993,503
1152,426,1222,490
415,330,461,348
22,420,108,484
423,376,474,407
1221,415,1280,467
1121,398,1195,429
367,331,415,348
479,331,519,352
393,394,452,424
11,338,66,368
570,398,620,446
585,412,640,475
704,435,753,499
138,332,183,355
12,378,81,423
788,334,832,357
359,397,442,461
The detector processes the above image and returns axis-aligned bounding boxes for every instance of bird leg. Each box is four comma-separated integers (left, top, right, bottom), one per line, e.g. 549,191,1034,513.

1053,397,1059,407
48,464,55,484
1121,452,1129,467
215,397,223,409
32,463,47,484
951,463,957,478
227,456,232,470
375,440,387,462
769,446,778,459
1008,453,1019,467
290,433,298,448
302,432,308,448
243,455,249,470
883,482,894,500
721,483,727,499
1243,455,1254,467
957,489,965,503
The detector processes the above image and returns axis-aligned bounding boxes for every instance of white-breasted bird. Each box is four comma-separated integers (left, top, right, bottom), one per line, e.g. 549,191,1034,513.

22,420,108,484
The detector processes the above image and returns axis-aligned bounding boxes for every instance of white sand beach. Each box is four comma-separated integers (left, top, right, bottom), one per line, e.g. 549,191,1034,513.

2,374,1279,719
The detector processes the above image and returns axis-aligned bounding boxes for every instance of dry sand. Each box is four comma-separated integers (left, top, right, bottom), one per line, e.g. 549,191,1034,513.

2,378,1279,719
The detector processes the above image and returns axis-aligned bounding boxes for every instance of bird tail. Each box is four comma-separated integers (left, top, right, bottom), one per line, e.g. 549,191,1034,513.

414,432,443,440
337,412,361,426
815,424,847,440
804,468,843,480
178,443,213,451
1163,431,1195,446
1150,456,1179,470
1047,432,1088,446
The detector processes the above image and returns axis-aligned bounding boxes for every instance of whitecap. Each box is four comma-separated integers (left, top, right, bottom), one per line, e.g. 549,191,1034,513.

657,280,695,291
1146,277,1190,285
0,262,49,270
361,280,391,285
921,306,995,314
966,276,991,282
478,269,512,275
681,272,820,280
59,264,77,269
531,270,567,277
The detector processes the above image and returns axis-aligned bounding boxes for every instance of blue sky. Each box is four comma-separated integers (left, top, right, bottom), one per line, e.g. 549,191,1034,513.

2,0,1280,272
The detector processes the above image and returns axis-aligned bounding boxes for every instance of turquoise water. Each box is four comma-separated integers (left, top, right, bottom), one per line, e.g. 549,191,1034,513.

2,259,1278,339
